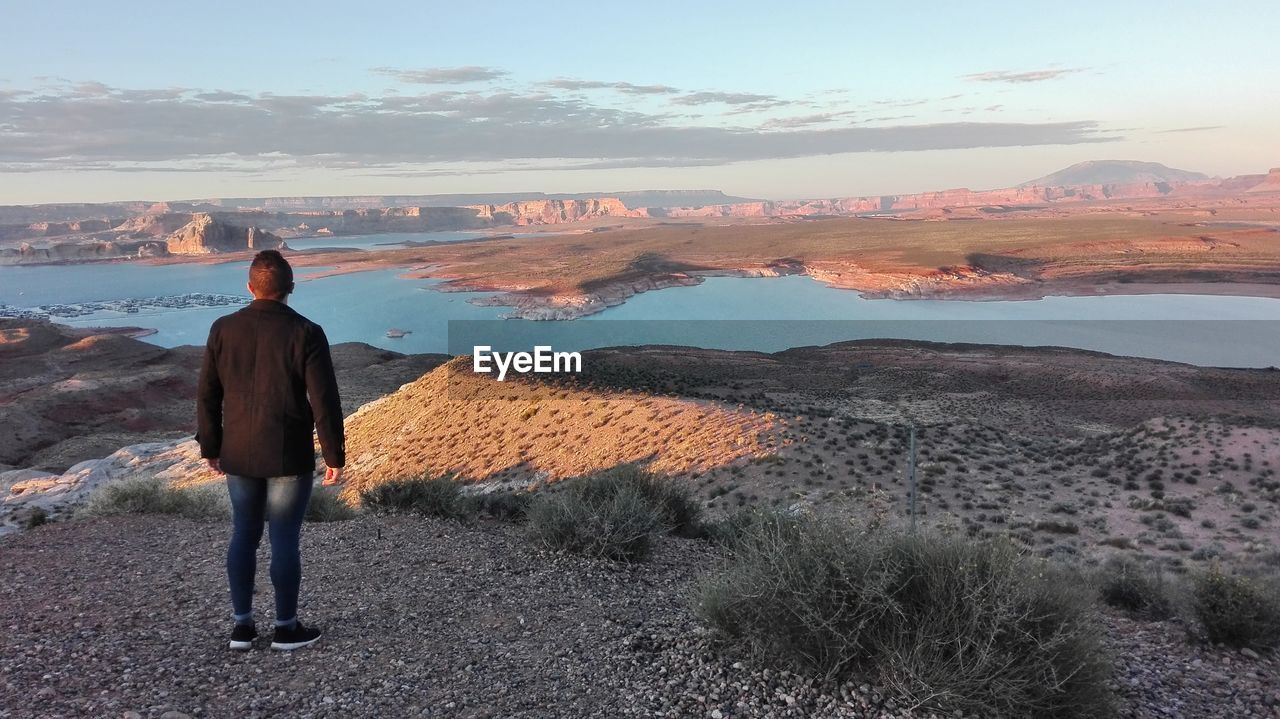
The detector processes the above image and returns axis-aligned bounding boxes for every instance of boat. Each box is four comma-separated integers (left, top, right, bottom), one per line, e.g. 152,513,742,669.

385,328,411,339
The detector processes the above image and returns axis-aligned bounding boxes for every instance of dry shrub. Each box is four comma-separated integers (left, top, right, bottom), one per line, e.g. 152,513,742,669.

1094,557,1175,620
83,476,229,520
525,464,702,561
1189,565,1280,650
697,515,1113,718
359,474,472,521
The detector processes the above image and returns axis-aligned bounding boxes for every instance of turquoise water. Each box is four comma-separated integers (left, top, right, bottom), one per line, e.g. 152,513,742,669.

3,263,1279,366
577,275,1280,366
0,261,505,349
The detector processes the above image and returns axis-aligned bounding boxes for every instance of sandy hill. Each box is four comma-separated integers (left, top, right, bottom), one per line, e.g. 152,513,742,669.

339,356,782,497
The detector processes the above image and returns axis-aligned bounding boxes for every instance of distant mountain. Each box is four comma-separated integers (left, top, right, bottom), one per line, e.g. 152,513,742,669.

1020,160,1210,187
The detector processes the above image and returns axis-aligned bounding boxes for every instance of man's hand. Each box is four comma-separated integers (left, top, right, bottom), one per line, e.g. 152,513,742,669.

323,466,344,486
206,457,222,473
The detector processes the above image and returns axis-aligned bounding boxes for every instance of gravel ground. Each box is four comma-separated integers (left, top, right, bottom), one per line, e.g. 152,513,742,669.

1,515,1276,719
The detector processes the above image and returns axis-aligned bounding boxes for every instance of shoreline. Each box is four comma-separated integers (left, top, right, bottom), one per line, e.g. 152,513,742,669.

8,246,1280,322
432,270,1280,320
6,216,1280,320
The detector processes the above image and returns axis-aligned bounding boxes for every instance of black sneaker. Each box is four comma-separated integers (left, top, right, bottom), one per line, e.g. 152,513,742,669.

270,621,322,651
229,623,258,651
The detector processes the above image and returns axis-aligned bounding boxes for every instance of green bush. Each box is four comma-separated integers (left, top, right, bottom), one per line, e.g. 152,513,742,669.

1189,566,1280,650
1094,557,1175,620
705,506,806,547
524,466,703,562
305,487,360,522
85,477,359,523
473,488,533,521
571,464,704,537
697,517,1113,718
83,476,231,519
21,507,49,529
526,482,663,561
359,475,473,520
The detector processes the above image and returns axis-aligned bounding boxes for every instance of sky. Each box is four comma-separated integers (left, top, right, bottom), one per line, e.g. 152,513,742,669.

1,0,1277,203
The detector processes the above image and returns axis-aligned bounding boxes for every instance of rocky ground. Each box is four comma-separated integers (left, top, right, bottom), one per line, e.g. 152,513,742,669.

0,514,1276,719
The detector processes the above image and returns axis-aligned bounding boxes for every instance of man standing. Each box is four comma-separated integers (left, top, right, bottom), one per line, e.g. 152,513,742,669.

197,250,345,651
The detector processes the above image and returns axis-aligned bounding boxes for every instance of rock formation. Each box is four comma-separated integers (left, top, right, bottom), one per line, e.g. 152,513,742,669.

113,212,200,237
469,198,642,225
4,163,1279,266
1247,168,1280,193
0,239,169,264
164,213,285,254
1,440,206,534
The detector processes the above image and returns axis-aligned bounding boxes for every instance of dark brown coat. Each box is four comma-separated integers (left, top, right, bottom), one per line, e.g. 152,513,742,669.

196,299,345,477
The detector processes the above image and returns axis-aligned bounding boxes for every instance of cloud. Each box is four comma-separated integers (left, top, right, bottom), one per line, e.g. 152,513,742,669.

1156,125,1224,133
373,66,508,84
872,98,930,108
0,81,1117,174
195,91,252,102
541,79,679,95
962,68,1087,83
762,111,858,129
671,91,780,106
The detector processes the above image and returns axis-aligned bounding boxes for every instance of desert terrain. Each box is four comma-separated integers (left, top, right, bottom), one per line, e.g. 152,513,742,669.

2,328,1279,717
5,317,1278,566
3,162,1280,718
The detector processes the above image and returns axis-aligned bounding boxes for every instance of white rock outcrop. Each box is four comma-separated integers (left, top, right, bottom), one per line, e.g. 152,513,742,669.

0,438,215,535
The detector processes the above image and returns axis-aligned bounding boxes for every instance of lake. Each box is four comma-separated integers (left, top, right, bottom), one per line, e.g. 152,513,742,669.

2,259,1279,367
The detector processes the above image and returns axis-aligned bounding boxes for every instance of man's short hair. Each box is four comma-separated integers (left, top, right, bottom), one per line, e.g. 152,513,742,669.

249,250,294,298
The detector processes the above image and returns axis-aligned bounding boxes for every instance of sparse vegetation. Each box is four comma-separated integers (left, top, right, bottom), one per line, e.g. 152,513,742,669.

359,474,473,520
697,515,1113,718
1188,565,1280,650
21,507,48,529
584,464,704,537
83,476,361,523
526,479,663,562
525,465,702,561
704,506,804,547
1094,557,1175,620
83,477,230,520
305,487,360,522
472,488,534,521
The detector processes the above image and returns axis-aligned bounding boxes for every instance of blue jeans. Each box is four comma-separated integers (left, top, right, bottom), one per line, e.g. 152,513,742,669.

226,474,313,624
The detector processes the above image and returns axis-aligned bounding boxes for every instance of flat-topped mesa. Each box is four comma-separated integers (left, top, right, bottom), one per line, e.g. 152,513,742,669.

164,213,285,255
468,198,644,225
1246,168,1280,193
658,183,1193,218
